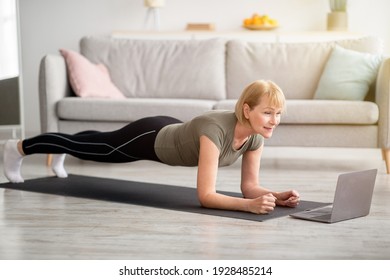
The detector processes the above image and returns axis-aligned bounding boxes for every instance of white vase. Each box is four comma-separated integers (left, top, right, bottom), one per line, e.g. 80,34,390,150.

327,11,348,31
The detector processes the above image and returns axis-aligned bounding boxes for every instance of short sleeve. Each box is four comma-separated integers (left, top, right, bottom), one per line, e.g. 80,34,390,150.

198,122,224,151
247,134,264,151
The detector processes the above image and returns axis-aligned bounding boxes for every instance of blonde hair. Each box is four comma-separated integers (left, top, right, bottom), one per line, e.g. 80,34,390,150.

235,80,286,124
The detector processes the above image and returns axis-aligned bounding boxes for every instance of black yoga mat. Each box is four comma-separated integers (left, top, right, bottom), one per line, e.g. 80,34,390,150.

0,174,330,222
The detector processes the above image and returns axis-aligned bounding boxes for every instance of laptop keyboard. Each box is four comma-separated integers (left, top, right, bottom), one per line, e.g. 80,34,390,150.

312,213,332,221
308,210,331,216
294,206,333,220
306,206,333,216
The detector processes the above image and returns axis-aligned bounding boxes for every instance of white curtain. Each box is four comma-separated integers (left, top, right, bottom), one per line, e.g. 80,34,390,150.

0,0,18,80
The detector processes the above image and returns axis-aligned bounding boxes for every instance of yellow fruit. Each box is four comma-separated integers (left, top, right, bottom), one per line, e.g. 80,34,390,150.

243,12,278,27
252,17,263,26
262,15,270,21
268,19,278,26
243,18,252,26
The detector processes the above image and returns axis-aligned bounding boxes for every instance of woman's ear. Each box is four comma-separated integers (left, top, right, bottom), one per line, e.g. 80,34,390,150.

243,103,250,119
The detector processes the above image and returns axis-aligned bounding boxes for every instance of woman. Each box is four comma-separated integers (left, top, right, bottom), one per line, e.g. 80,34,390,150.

3,80,300,214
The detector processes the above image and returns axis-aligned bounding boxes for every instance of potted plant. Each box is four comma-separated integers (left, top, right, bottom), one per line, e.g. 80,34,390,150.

327,0,348,31
329,0,347,12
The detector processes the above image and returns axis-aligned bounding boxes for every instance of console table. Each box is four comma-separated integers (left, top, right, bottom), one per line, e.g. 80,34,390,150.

111,30,363,42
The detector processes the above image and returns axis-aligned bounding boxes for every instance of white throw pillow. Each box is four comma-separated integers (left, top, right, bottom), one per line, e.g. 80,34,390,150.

314,45,382,101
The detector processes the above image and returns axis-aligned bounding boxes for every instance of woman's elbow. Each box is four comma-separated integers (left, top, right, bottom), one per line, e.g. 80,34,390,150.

197,193,214,209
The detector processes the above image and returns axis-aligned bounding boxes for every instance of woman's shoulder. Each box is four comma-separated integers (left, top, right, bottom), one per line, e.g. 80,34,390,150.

186,111,235,143
194,110,235,123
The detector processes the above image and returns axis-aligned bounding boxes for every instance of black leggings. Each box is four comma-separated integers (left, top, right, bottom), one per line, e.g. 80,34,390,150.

22,116,182,163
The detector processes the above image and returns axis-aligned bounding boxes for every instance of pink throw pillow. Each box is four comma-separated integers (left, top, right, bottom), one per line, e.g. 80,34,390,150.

59,48,126,99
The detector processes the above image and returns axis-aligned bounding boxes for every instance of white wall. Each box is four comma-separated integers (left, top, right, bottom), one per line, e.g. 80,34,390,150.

19,0,390,136
0,0,18,79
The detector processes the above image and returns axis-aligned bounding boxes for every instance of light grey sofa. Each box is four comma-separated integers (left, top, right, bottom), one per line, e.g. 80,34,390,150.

39,36,390,173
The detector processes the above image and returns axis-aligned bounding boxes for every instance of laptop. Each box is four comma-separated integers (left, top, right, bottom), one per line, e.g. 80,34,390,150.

290,169,377,223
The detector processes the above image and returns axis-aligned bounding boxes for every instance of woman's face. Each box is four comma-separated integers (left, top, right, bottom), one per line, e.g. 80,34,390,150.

244,96,282,138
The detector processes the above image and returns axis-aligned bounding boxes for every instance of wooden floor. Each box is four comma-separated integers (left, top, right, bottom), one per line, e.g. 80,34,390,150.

0,146,389,260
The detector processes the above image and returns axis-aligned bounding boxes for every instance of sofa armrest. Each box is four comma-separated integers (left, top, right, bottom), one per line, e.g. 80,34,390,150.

38,54,72,133
376,57,390,149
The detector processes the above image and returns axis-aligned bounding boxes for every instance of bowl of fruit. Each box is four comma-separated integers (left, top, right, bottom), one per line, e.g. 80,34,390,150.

243,13,278,30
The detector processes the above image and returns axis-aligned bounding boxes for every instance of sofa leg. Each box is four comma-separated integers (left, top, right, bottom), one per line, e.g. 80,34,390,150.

382,149,390,174
47,154,52,166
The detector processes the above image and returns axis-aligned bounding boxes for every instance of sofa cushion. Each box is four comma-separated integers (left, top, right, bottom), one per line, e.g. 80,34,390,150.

226,37,383,100
57,97,217,122
314,45,383,101
265,125,378,148
214,99,379,125
80,36,226,100
59,48,126,99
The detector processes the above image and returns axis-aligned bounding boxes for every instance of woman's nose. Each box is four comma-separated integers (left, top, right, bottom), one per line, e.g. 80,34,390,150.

270,114,279,125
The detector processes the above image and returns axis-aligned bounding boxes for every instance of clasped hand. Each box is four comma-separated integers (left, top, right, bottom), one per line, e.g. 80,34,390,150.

248,190,300,214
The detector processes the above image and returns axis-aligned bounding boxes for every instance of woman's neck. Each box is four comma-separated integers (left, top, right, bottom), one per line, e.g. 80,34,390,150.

233,121,253,149
235,121,254,138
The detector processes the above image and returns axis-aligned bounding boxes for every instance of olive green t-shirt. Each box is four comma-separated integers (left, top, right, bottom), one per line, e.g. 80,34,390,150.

154,110,263,166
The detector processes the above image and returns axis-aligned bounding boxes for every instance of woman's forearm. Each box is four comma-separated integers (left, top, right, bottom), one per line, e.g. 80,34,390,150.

198,190,277,214
241,184,273,199
198,192,249,212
